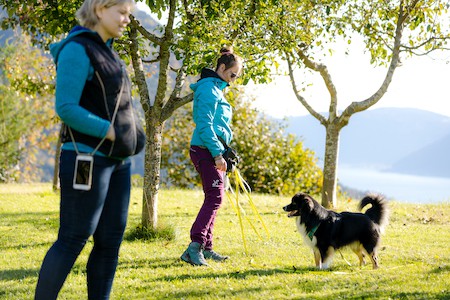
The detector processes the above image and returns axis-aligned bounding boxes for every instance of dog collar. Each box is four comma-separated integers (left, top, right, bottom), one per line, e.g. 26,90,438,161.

307,223,320,241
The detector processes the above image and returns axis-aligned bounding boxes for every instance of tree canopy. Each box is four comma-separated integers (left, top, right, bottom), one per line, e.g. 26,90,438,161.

1,0,448,211
243,0,450,207
0,34,57,182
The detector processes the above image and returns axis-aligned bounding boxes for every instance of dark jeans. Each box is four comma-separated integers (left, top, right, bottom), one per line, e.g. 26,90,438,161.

189,146,225,250
35,150,131,300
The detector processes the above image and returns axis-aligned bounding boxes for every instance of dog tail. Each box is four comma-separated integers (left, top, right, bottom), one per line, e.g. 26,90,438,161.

359,194,389,233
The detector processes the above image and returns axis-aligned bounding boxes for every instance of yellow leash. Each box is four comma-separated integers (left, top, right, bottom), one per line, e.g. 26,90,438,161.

225,167,270,254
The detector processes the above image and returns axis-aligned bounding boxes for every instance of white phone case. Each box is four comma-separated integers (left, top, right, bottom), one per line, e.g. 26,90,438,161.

73,154,94,191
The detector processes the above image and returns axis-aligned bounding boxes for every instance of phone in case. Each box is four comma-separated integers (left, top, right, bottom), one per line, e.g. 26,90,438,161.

73,154,94,191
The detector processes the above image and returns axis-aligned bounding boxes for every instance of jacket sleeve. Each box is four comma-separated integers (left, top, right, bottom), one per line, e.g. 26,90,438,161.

195,83,225,157
55,42,110,139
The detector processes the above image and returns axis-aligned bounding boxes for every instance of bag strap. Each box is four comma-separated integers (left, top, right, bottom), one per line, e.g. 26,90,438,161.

217,136,229,149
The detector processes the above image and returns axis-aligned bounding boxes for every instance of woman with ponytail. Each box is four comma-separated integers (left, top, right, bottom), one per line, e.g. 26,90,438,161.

181,46,243,266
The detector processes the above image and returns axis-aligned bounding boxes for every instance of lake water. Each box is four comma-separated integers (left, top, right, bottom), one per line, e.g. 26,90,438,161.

338,167,450,204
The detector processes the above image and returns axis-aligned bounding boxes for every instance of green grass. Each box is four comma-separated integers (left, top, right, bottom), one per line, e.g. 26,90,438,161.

1,183,449,299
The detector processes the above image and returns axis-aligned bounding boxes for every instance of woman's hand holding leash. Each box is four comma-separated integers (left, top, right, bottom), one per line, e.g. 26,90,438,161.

214,155,227,172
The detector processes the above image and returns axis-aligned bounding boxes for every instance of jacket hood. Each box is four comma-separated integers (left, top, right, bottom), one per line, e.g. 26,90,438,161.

50,26,102,63
200,68,222,80
190,68,228,92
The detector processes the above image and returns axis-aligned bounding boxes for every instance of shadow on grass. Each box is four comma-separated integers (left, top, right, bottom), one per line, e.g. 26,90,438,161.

123,223,176,242
0,268,38,281
116,258,402,299
436,292,450,299
1,212,58,228
165,285,265,300
390,291,450,300
1,242,52,251
1,211,58,251
430,264,449,274
118,256,319,281
118,257,189,271
327,288,449,300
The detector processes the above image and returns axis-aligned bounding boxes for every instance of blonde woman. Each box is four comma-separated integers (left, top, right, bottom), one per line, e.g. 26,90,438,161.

34,0,144,299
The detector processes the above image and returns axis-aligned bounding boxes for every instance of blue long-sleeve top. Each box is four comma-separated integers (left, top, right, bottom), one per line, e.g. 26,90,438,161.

50,27,112,155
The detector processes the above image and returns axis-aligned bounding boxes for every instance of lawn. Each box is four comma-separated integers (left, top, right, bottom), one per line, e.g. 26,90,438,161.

1,183,449,299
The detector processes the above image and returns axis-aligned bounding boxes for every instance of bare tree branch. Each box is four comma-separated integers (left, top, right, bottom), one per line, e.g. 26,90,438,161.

161,93,194,121
296,48,339,117
286,51,326,125
162,64,190,120
153,0,176,111
142,58,160,63
401,36,450,53
131,15,163,45
339,0,416,125
129,19,151,114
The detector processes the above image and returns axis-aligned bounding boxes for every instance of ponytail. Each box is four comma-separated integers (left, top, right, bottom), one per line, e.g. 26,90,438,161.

216,46,242,71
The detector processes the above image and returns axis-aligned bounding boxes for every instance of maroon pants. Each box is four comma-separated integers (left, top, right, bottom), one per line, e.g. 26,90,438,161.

189,146,225,250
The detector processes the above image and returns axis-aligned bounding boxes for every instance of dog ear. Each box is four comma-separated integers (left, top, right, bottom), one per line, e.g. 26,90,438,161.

304,196,315,211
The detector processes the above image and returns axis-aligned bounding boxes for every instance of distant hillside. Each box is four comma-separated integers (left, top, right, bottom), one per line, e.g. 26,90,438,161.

387,132,450,177
285,107,450,177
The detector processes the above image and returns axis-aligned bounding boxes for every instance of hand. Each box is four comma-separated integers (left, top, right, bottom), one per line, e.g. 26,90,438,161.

214,156,227,172
106,126,116,142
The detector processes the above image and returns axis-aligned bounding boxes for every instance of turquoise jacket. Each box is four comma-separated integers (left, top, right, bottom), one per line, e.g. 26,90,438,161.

190,68,233,158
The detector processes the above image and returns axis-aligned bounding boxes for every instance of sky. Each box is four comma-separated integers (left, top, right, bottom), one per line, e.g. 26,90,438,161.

136,2,450,119
245,42,450,119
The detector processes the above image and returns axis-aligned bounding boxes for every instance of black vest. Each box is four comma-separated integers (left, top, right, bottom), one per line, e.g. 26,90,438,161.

61,33,145,158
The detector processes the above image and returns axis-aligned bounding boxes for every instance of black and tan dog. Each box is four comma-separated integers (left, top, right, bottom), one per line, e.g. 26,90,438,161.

283,192,389,269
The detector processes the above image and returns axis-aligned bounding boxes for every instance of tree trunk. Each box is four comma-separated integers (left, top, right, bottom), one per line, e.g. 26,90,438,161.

321,122,340,208
142,116,164,229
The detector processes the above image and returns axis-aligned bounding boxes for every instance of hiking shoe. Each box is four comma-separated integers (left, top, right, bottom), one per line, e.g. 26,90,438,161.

180,242,208,266
203,250,229,262
180,249,192,264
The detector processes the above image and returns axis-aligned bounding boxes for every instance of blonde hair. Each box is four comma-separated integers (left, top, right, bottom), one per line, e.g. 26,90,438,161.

76,0,135,29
